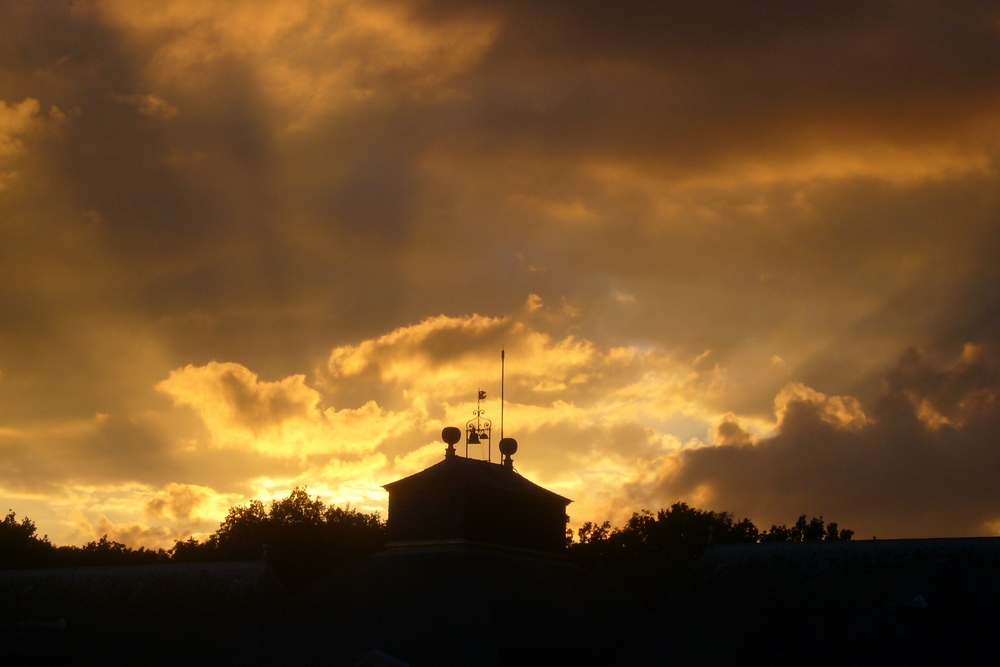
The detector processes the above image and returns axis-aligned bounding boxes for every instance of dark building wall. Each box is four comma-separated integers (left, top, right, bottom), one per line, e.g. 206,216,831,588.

387,488,465,543
463,486,567,553
387,486,567,553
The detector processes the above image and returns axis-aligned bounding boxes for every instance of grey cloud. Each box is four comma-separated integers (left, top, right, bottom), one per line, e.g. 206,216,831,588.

410,0,1000,168
653,346,1000,538
3,1,996,390
217,370,313,432
144,484,204,521
713,415,755,447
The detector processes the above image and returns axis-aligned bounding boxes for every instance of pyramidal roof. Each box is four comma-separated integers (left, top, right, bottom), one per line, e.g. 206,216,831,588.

383,455,571,505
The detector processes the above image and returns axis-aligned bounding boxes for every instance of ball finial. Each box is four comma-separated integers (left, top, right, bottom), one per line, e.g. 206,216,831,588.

499,437,517,468
442,426,461,459
499,437,517,456
442,427,461,445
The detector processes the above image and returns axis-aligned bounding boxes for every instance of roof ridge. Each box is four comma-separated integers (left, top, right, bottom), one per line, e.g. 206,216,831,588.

383,455,571,504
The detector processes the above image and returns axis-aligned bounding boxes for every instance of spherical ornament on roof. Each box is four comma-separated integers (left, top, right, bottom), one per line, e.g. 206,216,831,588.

498,437,518,456
442,427,462,445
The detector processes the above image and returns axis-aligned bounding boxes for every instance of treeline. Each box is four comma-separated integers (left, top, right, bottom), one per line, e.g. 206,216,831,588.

171,488,385,590
0,489,386,591
0,511,169,569
0,490,852,603
566,503,853,606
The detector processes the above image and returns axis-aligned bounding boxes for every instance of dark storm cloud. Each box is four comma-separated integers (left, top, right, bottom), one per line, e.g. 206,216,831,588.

3,0,996,367
410,0,1000,166
654,346,1000,537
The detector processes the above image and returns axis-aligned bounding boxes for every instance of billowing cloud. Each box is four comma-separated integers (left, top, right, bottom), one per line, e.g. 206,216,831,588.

99,0,497,123
159,362,350,455
648,346,1000,538
774,383,868,431
58,481,242,547
321,297,646,406
0,98,41,157
149,304,732,529
0,97,64,189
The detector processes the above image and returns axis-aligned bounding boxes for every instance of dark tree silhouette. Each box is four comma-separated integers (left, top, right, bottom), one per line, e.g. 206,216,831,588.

568,504,854,607
0,512,167,568
568,503,760,607
760,515,855,542
0,510,55,569
171,487,386,590
2,493,852,603
54,535,167,567
0,490,385,582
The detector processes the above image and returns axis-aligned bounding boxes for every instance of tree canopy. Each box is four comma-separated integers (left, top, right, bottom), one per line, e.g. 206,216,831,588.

0,510,168,570
566,503,853,607
171,487,386,590
1,493,852,602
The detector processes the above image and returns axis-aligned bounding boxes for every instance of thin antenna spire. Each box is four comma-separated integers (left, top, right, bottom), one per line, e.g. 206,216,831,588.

501,348,505,440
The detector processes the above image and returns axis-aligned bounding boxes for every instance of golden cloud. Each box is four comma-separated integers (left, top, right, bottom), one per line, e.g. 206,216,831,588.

0,98,41,156
774,382,868,431
322,297,644,403
3,0,1000,550
0,98,42,190
157,361,409,457
140,303,745,535
98,0,497,127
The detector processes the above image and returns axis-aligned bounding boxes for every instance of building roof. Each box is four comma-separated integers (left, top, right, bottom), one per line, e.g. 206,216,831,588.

0,561,288,666
615,537,1000,666
266,545,643,667
383,455,571,505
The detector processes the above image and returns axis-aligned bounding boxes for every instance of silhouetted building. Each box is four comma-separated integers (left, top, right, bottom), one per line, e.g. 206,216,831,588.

0,561,288,666
384,454,571,554
615,537,1000,666
266,430,645,667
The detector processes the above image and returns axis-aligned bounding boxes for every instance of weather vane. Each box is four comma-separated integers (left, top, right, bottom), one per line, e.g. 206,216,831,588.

466,388,492,460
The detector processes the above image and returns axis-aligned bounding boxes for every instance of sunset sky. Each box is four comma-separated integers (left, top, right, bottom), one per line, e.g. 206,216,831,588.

2,0,1000,547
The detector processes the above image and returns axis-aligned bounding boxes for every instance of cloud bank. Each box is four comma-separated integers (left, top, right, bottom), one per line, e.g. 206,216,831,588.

1,1,999,544
653,346,1000,537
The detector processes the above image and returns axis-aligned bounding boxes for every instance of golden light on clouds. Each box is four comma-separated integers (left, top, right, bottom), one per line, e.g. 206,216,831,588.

0,98,41,156
141,300,750,540
2,1,1000,546
99,0,497,127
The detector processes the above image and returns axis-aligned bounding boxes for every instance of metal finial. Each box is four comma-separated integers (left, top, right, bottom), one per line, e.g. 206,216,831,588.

465,389,491,459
